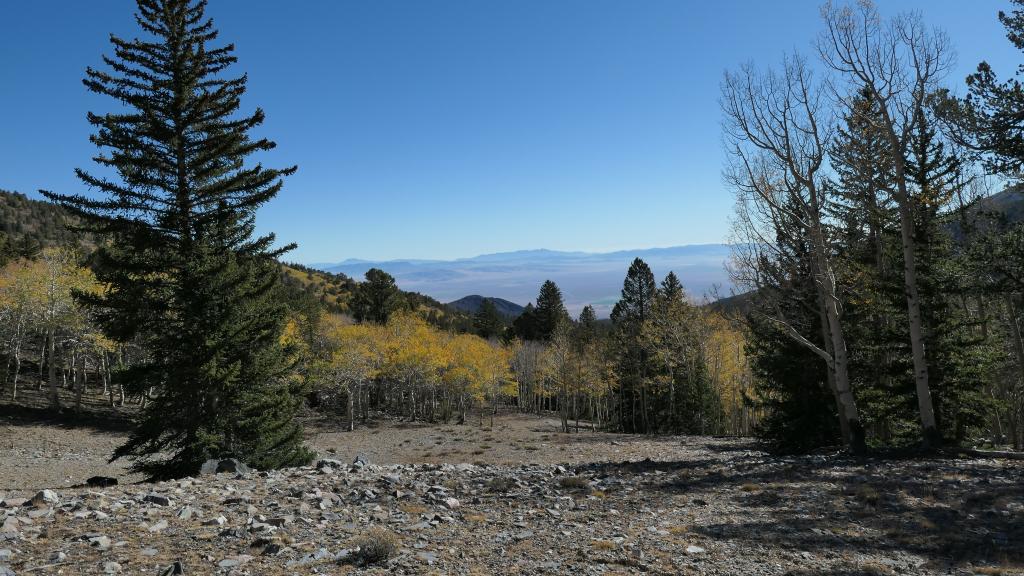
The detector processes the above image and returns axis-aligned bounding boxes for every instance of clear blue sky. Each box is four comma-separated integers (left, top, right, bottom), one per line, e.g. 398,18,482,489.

1,1,1018,263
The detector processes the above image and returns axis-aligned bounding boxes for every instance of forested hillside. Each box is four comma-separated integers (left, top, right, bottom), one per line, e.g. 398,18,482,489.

0,189,88,260
0,188,468,332
446,295,525,318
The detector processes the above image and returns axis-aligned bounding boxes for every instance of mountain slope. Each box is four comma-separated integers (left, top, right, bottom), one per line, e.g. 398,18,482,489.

0,189,468,330
447,295,525,318
0,189,88,251
279,262,470,329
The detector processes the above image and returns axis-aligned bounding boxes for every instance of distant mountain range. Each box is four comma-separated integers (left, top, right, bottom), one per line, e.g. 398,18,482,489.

446,295,526,318
315,244,733,317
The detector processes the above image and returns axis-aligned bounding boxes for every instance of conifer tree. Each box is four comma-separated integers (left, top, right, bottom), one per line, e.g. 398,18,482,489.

904,109,990,443
351,268,406,325
611,258,657,433
533,280,569,341
660,271,685,303
577,305,598,345
43,0,312,479
642,271,719,433
473,298,505,339
512,303,539,341
829,89,905,442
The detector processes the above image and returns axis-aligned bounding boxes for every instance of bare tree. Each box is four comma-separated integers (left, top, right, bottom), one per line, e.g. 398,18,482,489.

817,0,952,448
722,54,866,454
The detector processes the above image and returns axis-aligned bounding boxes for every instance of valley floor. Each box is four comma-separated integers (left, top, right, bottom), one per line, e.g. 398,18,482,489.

0,393,1022,575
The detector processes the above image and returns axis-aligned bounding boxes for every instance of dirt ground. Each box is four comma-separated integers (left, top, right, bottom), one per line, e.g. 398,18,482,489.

0,386,726,494
2,388,1023,575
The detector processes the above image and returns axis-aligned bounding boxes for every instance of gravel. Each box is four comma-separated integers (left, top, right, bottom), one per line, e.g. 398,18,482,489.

1,412,1022,574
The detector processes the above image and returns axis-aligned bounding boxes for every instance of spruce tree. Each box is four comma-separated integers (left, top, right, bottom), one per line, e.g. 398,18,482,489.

643,271,719,433
577,305,598,345
512,303,539,341
904,110,990,443
660,271,685,303
948,0,1024,447
829,89,907,443
473,298,505,339
43,0,312,479
350,268,405,324
533,280,570,340
746,228,841,453
611,258,657,433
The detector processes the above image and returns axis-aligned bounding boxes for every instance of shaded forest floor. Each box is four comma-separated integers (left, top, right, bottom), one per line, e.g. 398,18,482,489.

0,388,1022,574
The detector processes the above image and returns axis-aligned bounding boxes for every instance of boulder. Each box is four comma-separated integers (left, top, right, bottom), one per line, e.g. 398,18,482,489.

144,494,172,507
30,489,59,508
200,458,250,475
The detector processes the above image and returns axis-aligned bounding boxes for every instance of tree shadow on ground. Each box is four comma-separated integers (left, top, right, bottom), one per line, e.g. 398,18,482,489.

579,453,1024,569
0,400,134,434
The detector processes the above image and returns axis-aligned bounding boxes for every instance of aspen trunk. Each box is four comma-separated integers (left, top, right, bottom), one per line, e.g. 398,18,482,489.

46,331,60,410
877,113,939,448
810,215,865,455
347,382,355,432
10,349,21,401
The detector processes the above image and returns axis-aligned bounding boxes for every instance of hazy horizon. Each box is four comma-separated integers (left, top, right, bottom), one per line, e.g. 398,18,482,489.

316,243,734,316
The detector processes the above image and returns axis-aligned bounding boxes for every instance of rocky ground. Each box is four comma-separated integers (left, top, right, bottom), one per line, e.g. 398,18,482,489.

1,392,1023,575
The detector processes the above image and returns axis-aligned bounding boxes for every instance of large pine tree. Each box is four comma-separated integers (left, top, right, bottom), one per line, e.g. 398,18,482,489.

43,0,312,479
533,280,570,341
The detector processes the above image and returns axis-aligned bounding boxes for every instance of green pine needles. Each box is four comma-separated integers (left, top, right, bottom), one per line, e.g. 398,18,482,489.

43,0,313,479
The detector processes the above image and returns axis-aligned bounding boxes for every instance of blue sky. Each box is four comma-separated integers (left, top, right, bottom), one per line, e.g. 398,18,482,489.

1,1,1019,263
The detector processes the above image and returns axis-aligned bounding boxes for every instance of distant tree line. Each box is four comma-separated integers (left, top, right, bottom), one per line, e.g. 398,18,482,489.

503,267,754,435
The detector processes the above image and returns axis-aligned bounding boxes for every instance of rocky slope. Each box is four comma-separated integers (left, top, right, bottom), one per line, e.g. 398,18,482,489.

1,434,1022,575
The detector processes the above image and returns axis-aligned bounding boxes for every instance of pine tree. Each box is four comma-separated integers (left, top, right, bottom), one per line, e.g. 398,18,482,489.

42,0,311,479
473,298,505,339
533,280,569,341
350,268,405,325
660,271,684,303
641,271,720,433
577,305,598,345
512,303,539,341
829,89,907,443
949,0,1024,447
747,229,841,453
611,258,657,433
904,109,990,443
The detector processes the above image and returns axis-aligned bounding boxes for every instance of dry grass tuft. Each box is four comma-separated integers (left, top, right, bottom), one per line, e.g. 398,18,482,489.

351,527,400,566
486,477,516,493
854,485,880,507
558,476,591,491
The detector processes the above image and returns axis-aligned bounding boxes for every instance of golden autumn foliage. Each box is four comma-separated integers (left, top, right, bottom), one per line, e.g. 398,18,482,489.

702,311,758,435
0,248,110,406
315,311,513,424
